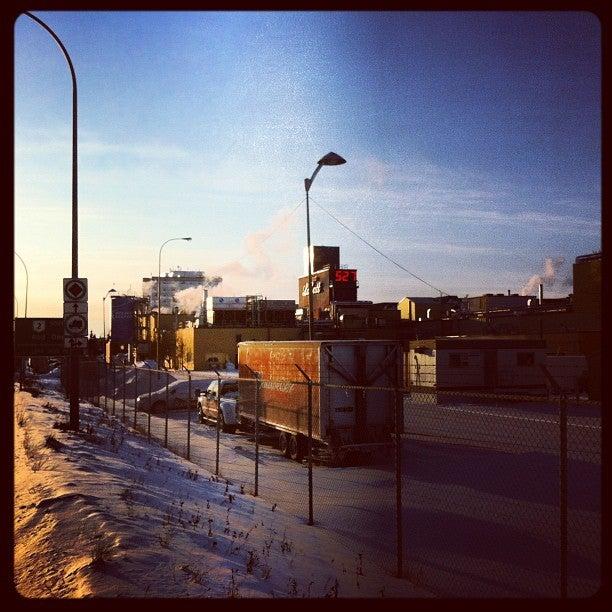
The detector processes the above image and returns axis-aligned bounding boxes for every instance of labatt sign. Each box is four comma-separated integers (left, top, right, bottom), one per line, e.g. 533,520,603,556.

302,279,324,296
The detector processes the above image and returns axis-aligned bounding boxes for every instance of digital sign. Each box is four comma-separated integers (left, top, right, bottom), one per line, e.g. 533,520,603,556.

334,269,357,283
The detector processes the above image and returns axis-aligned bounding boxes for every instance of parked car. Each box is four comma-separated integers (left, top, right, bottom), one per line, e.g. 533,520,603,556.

136,379,197,413
197,379,239,433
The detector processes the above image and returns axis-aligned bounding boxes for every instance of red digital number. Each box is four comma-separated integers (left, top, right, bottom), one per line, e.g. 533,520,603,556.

334,270,357,282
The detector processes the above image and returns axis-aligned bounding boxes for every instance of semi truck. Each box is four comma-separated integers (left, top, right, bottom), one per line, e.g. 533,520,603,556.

237,340,403,464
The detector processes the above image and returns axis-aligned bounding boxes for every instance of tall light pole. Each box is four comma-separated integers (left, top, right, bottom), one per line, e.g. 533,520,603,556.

156,237,192,369
14,296,19,318
102,288,117,343
303,152,346,340
14,252,29,317
23,12,80,430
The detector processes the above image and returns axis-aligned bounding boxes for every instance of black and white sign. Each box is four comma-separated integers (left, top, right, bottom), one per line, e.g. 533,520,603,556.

64,337,88,349
63,301,87,316
64,313,88,336
63,278,88,302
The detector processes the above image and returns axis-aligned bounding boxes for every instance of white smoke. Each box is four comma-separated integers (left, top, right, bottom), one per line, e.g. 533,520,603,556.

173,276,223,314
520,256,566,296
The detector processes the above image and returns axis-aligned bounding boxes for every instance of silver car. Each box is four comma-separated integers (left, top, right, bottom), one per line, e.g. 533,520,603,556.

136,379,200,413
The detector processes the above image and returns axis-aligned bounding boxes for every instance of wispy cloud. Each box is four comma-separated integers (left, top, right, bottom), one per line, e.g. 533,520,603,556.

312,154,600,237
15,130,188,160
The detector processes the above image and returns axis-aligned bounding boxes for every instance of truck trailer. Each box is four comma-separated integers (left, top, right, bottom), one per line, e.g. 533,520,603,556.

237,340,403,463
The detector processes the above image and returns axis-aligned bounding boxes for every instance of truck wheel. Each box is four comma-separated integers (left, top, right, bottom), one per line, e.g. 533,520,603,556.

279,432,290,457
289,435,303,463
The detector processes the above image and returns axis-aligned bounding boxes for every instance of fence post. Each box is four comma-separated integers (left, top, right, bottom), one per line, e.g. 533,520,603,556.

133,366,138,428
242,365,260,496
186,368,191,460
254,372,260,498
148,368,152,441
164,370,169,448
560,392,568,598
104,360,108,411
122,365,126,422
395,386,404,579
95,359,100,406
295,364,314,525
214,368,221,476
112,363,116,416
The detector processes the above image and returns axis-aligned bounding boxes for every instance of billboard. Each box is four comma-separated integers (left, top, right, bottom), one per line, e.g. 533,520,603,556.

111,296,136,342
14,318,64,356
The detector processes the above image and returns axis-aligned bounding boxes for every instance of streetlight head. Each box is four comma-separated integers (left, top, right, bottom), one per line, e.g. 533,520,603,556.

317,152,346,166
183,237,192,241
109,288,117,293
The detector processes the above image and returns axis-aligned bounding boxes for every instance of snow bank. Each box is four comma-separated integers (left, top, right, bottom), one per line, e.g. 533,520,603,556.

14,385,427,598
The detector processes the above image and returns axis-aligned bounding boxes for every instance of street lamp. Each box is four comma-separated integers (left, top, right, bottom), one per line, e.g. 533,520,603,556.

156,237,192,369
14,252,29,317
303,152,346,339
23,11,81,430
102,288,117,343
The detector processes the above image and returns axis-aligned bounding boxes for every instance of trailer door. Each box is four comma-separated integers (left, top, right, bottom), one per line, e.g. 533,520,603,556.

323,342,399,444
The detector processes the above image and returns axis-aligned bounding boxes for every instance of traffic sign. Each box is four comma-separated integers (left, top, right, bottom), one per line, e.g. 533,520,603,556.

14,318,63,356
64,337,88,349
63,301,87,316
32,320,46,333
63,278,88,302
64,313,88,336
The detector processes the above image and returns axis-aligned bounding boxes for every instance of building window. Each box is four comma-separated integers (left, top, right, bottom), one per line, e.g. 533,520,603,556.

449,353,468,368
517,352,535,366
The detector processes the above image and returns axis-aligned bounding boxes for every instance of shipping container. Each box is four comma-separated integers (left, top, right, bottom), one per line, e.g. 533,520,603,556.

237,340,403,463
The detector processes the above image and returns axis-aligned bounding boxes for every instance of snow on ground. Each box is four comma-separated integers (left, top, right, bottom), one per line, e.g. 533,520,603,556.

14,382,428,598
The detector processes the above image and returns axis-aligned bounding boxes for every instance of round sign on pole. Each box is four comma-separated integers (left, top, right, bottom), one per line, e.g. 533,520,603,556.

64,314,87,336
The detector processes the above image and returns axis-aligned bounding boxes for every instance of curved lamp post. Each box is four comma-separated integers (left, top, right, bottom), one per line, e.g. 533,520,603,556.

304,152,346,339
23,11,80,430
102,288,117,342
14,251,28,317
156,237,192,369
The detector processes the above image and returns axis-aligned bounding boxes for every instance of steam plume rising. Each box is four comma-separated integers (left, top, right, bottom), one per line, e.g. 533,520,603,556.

172,276,223,314
520,256,566,296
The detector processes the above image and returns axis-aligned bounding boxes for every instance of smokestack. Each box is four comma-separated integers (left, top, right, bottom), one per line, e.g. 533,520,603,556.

538,283,544,305
507,289,510,296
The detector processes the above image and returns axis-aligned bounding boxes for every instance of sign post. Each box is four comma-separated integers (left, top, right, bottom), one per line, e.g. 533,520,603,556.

63,278,88,430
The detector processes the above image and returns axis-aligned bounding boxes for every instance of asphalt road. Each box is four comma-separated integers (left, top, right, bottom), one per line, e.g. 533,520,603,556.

102,391,601,597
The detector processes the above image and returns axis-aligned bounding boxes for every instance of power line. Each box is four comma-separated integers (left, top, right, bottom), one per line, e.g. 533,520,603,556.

310,197,450,296
259,198,304,244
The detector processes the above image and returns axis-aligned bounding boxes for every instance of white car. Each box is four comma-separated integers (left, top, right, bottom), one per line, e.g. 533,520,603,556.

197,379,240,433
136,379,199,413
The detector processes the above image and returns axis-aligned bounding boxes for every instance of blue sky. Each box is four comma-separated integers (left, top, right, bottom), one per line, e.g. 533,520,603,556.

14,11,600,334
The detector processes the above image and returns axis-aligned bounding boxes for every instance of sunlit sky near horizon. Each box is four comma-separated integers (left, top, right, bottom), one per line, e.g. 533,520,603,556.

14,11,600,335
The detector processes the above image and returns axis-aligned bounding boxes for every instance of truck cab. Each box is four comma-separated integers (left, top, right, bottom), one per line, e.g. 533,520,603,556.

197,379,240,433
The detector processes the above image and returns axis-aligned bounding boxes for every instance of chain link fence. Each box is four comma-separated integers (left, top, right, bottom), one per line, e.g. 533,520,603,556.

69,359,600,598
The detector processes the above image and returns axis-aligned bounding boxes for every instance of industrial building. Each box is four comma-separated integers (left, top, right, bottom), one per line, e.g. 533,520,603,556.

203,296,296,327
406,336,548,394
106,246,599,399
176,326,301,370
297,245,359,321
463,292,534,314
142,269,206,313
398,295,463,321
